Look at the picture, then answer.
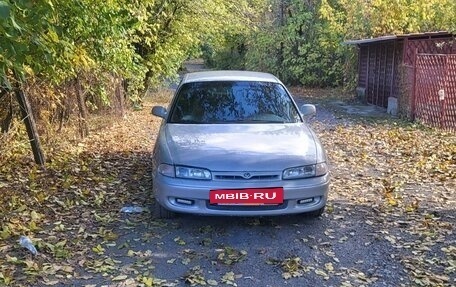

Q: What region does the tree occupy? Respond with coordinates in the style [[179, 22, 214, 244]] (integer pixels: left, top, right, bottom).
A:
[[0, 0, 270, 164], [206, 0, 456, 87], [0, 0, 57, 164]]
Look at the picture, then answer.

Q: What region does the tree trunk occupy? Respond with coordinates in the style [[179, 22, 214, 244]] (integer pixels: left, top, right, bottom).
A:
[[14, 82, 45, 165], [57, 95, 71, 133], [1, 89, 13, 133], [115, 77, 126, 117], [76, 76, 89, 138], [1, 94, 13, 133], [0, 88, 6, 100], [277, 0, 286, 80]]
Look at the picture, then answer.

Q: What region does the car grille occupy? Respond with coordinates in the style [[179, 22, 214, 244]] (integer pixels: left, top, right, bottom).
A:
[[206, 201, 288, 211], [214, 175, 279, 181]]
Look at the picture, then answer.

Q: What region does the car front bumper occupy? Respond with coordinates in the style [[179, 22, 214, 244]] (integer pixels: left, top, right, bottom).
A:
[[153, 173, 330, 216]]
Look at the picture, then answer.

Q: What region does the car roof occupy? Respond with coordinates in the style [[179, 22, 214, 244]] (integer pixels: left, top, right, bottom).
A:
[[181, 70, 282, 84]]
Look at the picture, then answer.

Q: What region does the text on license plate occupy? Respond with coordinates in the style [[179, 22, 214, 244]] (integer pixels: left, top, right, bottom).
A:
[[210, 188, 284, 205]]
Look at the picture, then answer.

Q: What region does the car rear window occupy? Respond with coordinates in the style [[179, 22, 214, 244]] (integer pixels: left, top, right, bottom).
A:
[[169, 81, 301, 124]]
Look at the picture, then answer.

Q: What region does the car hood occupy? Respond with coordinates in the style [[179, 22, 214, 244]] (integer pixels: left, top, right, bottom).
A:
[[164, 124, 317, 171]]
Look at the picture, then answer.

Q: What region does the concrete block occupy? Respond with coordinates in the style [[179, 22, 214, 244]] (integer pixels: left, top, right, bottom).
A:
[[387, 97, 398, 116]]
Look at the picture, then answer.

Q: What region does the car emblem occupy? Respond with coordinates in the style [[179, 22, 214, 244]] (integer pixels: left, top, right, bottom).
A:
[[243, 173, 252, 179]]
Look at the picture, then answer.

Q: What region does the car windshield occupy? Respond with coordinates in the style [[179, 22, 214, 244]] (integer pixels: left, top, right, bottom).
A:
[[169, 81, 301, 124]]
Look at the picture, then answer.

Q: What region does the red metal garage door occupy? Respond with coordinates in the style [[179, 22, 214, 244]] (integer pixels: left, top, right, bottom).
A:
[[414, 54, 456, 131]]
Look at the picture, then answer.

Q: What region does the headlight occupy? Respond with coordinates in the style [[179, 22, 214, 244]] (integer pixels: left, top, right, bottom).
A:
[[175, 166, 212, 180], [158, 164, 212, 180], [283, 162, 328, 179]]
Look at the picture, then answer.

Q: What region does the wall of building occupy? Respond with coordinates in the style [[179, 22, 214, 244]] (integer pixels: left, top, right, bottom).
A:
[[356, 35, 455, 118], [357, 42, 402, 108]]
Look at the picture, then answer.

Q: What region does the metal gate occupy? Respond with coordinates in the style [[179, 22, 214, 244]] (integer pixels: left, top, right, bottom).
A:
[[413, 54, 456, 131]]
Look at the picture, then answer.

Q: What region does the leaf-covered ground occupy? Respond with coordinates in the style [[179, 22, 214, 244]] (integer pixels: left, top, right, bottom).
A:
[[0, 88, 454, 287]]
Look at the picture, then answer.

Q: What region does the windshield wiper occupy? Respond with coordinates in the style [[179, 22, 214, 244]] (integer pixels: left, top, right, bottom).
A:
[[176, 119, 287, 124], [236, 119, 286, 123], [175, 119, 202, 124]]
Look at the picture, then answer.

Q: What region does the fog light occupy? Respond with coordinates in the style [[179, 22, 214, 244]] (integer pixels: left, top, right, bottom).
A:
[[298, 198, 314, 205], [176, 198, 194, 205]]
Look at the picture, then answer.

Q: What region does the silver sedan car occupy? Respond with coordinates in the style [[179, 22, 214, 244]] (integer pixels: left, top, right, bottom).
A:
[[151, 71, 329, 218]]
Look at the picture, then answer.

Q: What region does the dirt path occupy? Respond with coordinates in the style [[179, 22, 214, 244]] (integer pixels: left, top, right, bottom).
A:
[[1, 88, 454, 287], [73, 92, 455, 287]]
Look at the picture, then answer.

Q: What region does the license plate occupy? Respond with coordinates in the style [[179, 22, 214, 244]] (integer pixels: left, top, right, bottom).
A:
[[210, 187, 284, 205]]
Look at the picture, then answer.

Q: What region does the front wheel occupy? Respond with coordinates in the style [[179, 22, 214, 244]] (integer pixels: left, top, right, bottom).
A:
[[153, 200, 176, 219]]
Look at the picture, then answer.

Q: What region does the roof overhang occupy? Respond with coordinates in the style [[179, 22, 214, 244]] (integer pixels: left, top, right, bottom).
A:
[[344, 31, 452, 45]]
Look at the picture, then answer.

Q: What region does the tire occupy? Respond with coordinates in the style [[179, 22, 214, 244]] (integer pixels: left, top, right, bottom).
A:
[[305, 206, 325, 218], [153, 200, 176, 219]]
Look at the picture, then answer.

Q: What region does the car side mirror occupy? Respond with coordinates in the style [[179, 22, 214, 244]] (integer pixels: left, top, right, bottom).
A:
[[300, 104, 316, 118], [151, 106, 167, 119]]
